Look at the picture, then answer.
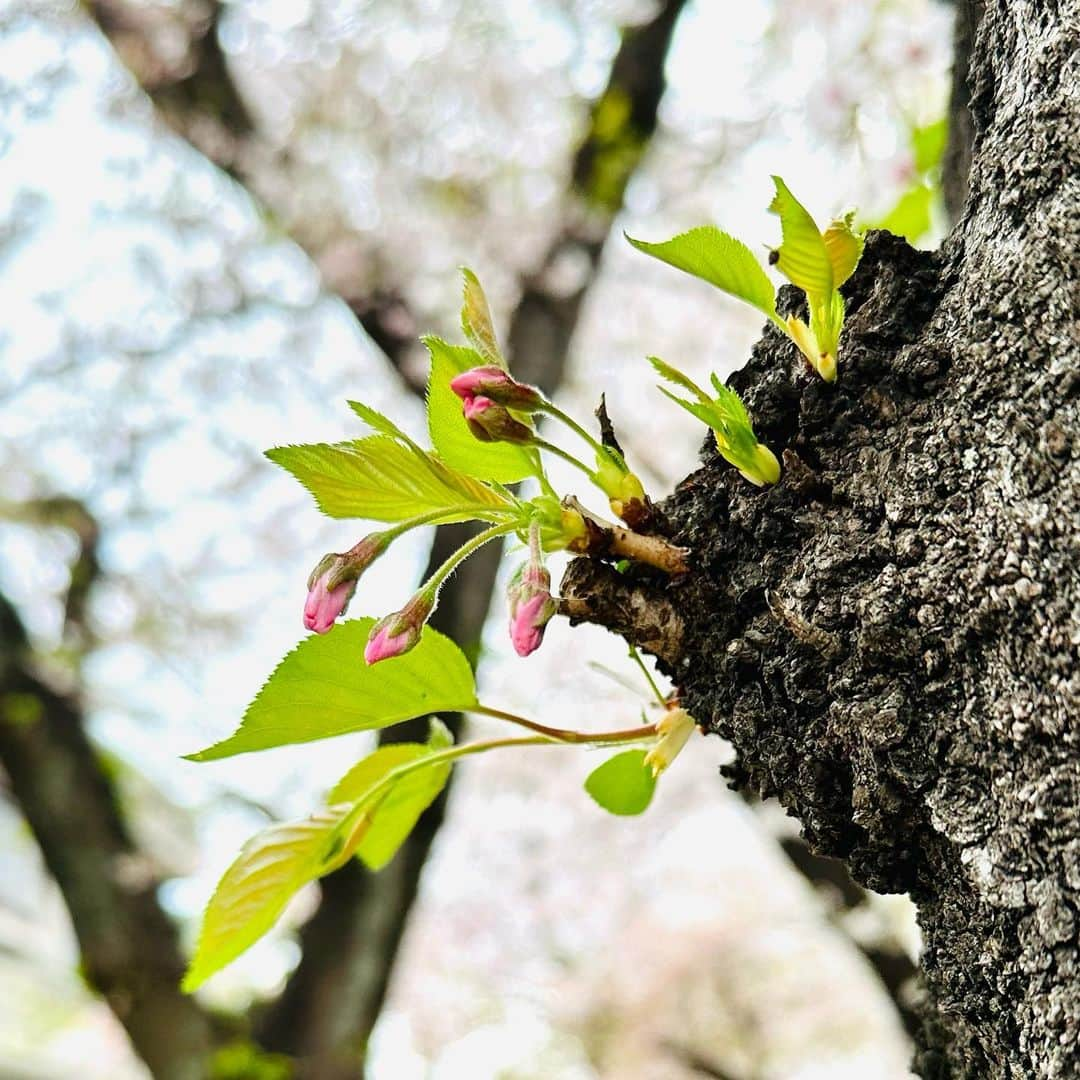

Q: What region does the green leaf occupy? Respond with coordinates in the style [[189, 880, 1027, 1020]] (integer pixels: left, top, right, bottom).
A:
[[877, 182, 934, 245], [656, 385, 716, 429], [821, 213, 863, 289], [653, 365, 777, 483], [460, 268, 505, 368], [346, 401, 423, 451], [188, 619, 478, 761], [182, 806, 354, 991], [768, 176, 833, 302], [626, 227, 778, 322], [648, 356, 710, 402], [584, 749, 656, 816], [266, 436, 510, 523], [329, 739, 452, 871], [424, 336, 537, 484], [911, 117, 947, 173]]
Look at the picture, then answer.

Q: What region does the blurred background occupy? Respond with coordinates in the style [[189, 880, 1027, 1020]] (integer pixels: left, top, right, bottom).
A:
[[0, 1, 953, 1077]]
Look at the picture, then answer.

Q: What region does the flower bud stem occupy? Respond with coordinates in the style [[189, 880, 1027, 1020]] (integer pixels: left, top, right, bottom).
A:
[[382, 503, 521, 546], [533, 437, 597, 482], [329, 726, 664, 855], [423, 520, 520, 598], [472, 704, 658, 744], [627, 644, 668, 708], [539, 401, 609, 460]]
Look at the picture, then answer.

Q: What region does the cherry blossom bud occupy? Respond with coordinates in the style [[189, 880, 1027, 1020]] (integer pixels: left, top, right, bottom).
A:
[[303, 533, 389, 634], [507, 563, 557, 657], [643, 706, 696, 778], [462, 396, 534, 444], [363, 592, 434, 664], [303, 573, 355, 635], [451, 366, 544, 411]]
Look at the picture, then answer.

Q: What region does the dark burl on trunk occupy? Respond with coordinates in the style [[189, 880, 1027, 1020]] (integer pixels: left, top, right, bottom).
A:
[[563, 2, 1079, 1076]]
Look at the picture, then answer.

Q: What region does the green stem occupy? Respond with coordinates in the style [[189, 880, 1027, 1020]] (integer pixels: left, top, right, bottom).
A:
[[533, 438, 597, 482], [422, 520, 519, 597], [381, 504, 520, 546], [540, 401, 609, 460], [329, 720, 661, 861], [529, 448, 559, 500], [528, 519, 543, 565], [627, 644, 668, 708], [472, 704, 658, 744], [330, 735, 553, 860]]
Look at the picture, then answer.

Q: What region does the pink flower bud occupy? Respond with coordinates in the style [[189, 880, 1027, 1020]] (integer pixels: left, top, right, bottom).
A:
[[451, 366, 543, 411], [507, 561, 556, 657], [302, 533, 389, 634], [509, 591, 556, 657], [363, 592, 433, 664], [304, 574, 355, 634], [462, 394, 494, 421], [462, 397, 534, 444], [363, 618, 420, 663]]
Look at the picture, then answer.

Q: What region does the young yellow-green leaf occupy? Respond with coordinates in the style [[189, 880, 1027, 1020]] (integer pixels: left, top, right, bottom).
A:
[[626, 227, 778, 323], [329, 740, 452, 871], [768, 176, 833, 302], [182, 806, 353, 991], [187, 619, 478, 761], [647, 355, 710, 402], [424, 336, 537, 484], [584, 748, 656, 816], [345, 401, 424, 451], [460, 268, 505, 369], [652, 359, 778, 484], [877, 182, 934, 245], [266, 436, 510, 523], [821, 213, 863, 289]]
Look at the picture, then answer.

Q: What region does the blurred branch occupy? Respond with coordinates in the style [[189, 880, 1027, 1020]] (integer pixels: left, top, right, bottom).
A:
[[5, 496, 101, 655], [86, 0, 252, 175], [0, 568, 213, 1080]]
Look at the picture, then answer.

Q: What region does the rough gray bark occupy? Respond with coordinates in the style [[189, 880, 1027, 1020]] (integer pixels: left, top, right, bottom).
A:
[[563, 2, 1079, 1076]]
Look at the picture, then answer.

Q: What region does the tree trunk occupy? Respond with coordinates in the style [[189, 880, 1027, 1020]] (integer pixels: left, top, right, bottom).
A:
[[562, 2, 1079, 1076]]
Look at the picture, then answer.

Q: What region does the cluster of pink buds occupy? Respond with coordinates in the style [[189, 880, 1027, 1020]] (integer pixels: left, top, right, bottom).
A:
[[451, 366, 543, 445], [303, 532, 390, 634]]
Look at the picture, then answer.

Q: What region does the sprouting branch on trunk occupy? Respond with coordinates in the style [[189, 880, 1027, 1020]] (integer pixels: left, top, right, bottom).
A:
[[560, 557, 685, 667], [559, 1, 1080, 1071]]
